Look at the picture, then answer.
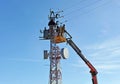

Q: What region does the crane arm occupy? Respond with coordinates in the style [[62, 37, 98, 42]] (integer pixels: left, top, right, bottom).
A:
[[65, 30, 98, 84]]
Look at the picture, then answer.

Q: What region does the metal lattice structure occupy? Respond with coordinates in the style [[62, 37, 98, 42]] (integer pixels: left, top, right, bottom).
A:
[[41, 10, 65, 84], [49, 44, 62, 84], [48, 11, 62, 84]]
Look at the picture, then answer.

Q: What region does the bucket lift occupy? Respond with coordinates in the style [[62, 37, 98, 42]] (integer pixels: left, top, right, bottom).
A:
[[64, 30, 98, 84], [42, 25, 66, 43], [54, 25, 66, 43]]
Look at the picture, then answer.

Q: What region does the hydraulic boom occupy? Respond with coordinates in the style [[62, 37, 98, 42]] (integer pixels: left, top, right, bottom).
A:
[[65, 30, 98, 84]]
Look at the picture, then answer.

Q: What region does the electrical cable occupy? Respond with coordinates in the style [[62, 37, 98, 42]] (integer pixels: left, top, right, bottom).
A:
[[63, 0, 87, 12], [58, 0, 102, 23], [63, 0, 112, 22], [64, 0, 103, 18]]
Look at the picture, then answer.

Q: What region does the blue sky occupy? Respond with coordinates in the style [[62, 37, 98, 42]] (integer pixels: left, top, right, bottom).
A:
[[0, 0, 120, 84]]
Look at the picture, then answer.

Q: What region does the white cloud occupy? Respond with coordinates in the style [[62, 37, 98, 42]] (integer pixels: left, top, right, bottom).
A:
[[72, 36, 120, 74], [86, 36, 120, 58], [96, 64, 120, 70]]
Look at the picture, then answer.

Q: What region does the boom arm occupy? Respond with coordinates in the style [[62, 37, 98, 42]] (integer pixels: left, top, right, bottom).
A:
[[65, 30, 98, 84]]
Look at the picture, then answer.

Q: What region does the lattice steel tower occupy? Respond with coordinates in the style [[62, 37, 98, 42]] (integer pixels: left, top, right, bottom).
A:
[[40, 10, 68, 84]]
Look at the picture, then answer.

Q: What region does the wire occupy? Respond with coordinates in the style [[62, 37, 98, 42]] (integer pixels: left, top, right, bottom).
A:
[[56, 0, 87, 22], [64, 0, 103, 18], [58, 0, 102, 22], [64, 0, 112, 21], [63, 0, 87, 12]]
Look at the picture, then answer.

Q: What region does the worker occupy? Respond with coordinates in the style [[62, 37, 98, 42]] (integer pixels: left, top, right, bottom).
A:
[[48, 19, 56, 26], [60, 24, 65, 36]]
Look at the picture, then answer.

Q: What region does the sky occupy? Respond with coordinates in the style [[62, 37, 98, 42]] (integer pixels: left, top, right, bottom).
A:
[[0, 0, 120, 84]]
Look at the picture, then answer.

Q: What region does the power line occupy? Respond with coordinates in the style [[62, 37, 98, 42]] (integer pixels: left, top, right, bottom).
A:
[[63, 0, 87, 12], [64, 0, 103, 18], [64, 0, 112, 21]]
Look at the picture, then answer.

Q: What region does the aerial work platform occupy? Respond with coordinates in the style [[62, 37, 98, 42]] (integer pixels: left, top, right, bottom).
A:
[[54, 35, 66, 43]]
